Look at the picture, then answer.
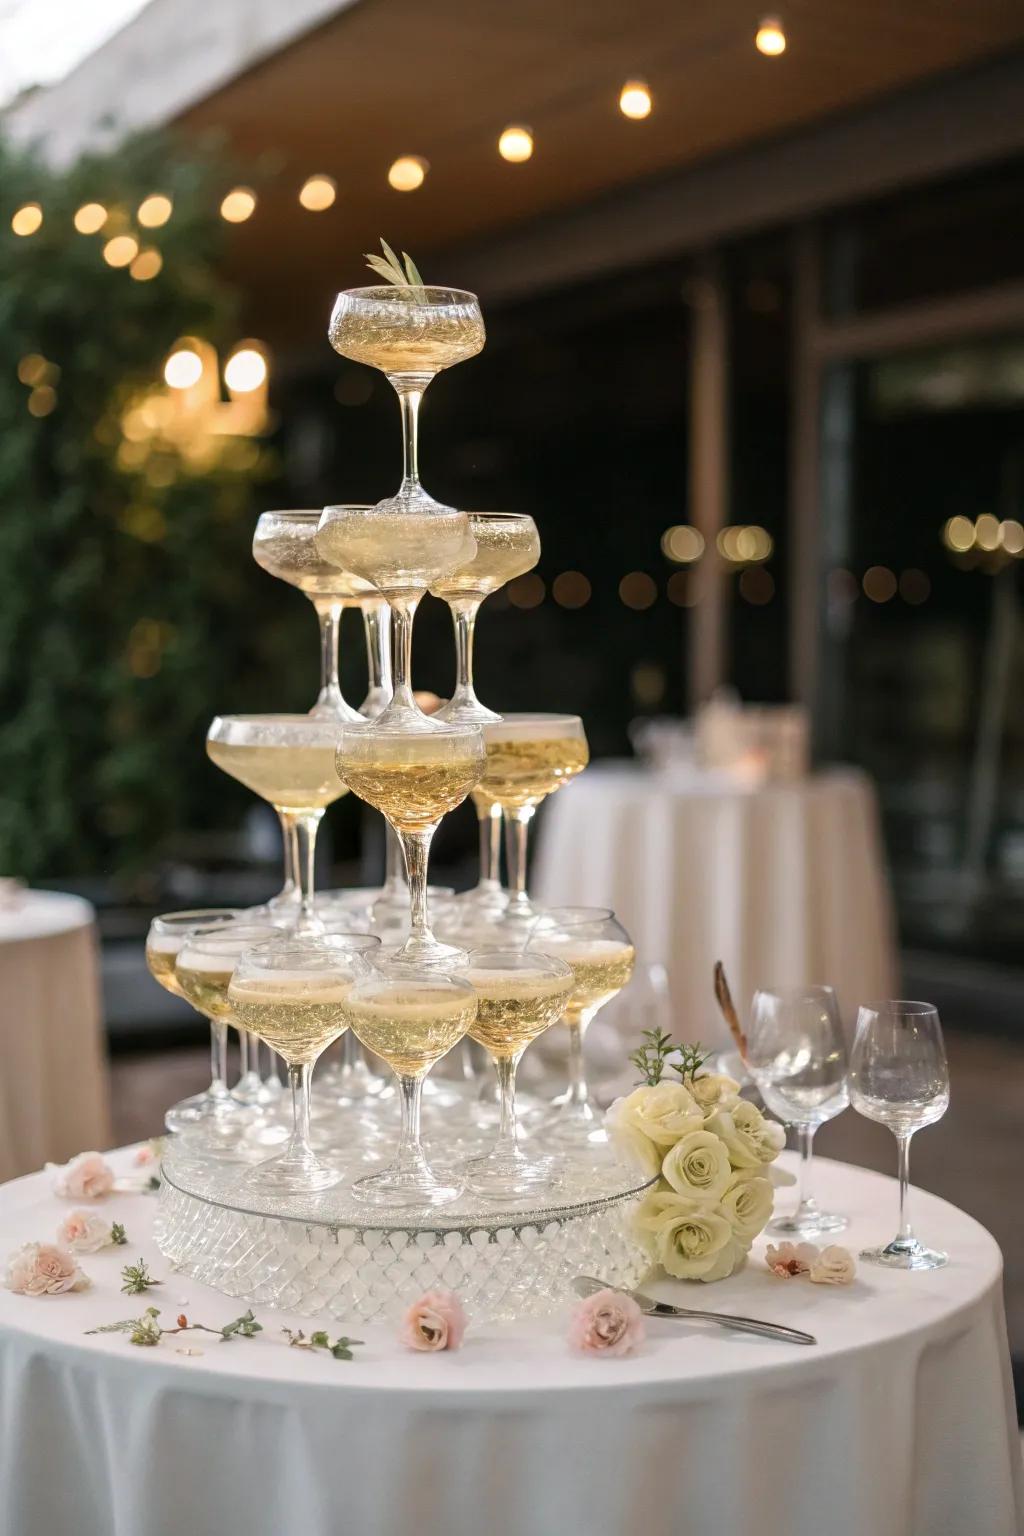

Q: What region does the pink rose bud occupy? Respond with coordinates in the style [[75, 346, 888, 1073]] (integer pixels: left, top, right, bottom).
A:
[[568, 1288, 646, 1357], [400, 1290, 467, 1352]]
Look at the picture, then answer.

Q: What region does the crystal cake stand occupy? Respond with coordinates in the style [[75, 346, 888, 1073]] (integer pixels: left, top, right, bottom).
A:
[[155, 1128, 653, 1325]]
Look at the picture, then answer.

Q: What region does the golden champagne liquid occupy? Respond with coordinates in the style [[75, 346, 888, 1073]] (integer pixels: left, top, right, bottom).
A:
[[176, 963, 235, 1020], [342, 985, 476, 1077], [332, 310, 485, 374], [478, 735, 589, 810], [228, 975, 352, 1064], [338, 738, 483, 830], [429, 517, 539, 599], [467, 968, 574, 1058], [145, 940, 184, 999], [207, 740, 348, 811], [317, 509, 474, 594], [539, 940, 636, 1017], [253, 522, 374, 600]]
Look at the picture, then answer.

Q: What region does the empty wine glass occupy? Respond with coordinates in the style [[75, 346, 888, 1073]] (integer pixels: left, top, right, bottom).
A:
[[850, 1000, 950, 1270], [748, 986, 850, 1235], [229, 934, 376, 1192], [341, 963, 478, 1208], [461, 948, 574, 1198]]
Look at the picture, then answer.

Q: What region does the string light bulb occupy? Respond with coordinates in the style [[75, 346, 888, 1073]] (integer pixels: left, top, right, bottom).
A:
[[130, 248, 163, 282], [74, 202, 107, 235], [220, 187, 256, 223], [224, 347, 267, 394], [138, 194, 172, 228], [387, 156, 428, 192], [298, 175, 336, 211], [11, 203, 43, 236], [755, 17, 787, 55], [164, 349, 204, 390], [498, 125, 534, 163], [619, 80, 652, 119], [103, 234, 139, 268]]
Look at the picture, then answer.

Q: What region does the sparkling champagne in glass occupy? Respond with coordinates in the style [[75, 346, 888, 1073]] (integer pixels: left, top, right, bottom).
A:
[[146, 909, 242, 1133]]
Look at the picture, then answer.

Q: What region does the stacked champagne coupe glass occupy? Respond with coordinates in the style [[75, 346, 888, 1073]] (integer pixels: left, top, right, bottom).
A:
[[156, 243, 635, 1208]]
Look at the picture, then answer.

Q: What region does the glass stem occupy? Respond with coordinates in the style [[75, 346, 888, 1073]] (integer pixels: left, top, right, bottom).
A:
[[287, 1062, 314, 1162], [209, 1021, 229, 1099], [384, 822, 406, 897], [397, 823, 437, 944], [504, 804, 536, 914], [292, 809, 325, 932], [313, 599, 344, 710], [395, 1073, 429, 1175], [275, 809, 299, 903], [478, 802, 503, 892], [388, 593, 421, 715], [390, 374, 431, 497], [237, 1029, 250, 1081], [796, 1124, 818, 1214], [493, 1051, 523, 1158], [359, 598, 392, 717], [896, 1131, 914, 1242], [565, 1012, 592, 1106], [449, 597, 481, 710]]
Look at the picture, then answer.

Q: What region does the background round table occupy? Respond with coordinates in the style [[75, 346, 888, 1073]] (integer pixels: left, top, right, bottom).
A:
[[533, 764, 899, 1041], [0, 1148, 1019, 1536], [0, 891, 111, 1182]]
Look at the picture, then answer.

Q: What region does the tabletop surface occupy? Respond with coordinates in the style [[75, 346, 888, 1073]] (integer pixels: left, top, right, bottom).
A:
[[0, 890, 95, 945], [0, 1147, 1003, 1401]]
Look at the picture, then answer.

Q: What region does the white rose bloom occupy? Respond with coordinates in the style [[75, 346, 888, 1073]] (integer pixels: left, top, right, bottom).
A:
[[606, 1083, 704, 1177], [605, 1099, 662, 1178], [661, 1130, 732, 1203], [706, 1100, 786, 1168], [689, 1072, 741, 1115], [696, 1234, 750, 1283], [634, 1190, 734, 1280], [809, 1245, 856, 1285], [719, 1169, 774, 1240]]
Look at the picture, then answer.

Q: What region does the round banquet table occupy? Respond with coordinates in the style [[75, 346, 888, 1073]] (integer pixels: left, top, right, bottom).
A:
[[0, 1149, 1019, 1536], [533, 763, 899, 1041], [0, 891, 111, 1182]]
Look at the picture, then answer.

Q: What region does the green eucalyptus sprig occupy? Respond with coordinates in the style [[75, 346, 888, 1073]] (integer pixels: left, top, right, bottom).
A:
[[86, 1306, 263, 1348], [120, 1258, 161, 1295], [629, 1029, 712, 1086], [110, 1222, 128, 1246], [365, 237, 424, 292], [282, 1326, 363, 1361]]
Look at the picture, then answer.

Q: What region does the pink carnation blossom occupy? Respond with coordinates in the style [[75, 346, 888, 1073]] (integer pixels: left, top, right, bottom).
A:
[[4, 1242, 91, 1296], [57, 1210, 113, 1254], [765, 1240, 819, 1278], [400, 1290, 467, 1352], [568, 1288, 646, 1358], [46, 1152, 115, 1201]]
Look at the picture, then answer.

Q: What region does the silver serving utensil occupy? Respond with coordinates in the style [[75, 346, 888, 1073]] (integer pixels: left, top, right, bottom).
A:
[[572, 1275, 816, 1345]]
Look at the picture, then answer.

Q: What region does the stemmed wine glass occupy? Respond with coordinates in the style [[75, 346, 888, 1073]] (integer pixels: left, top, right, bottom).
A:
[[145, 908, 242, 1132], [228, 933, 378, 1192], [472, 714, 588, 926], [252, 508, 374, 724], [461, 948, 573, 1198], [336, 721, 485, 968], [341, 962, 477, 1208], [850, 1000, 950, 1269], [173, 922, 280, 1157], [747, 985, 850, 1235], [207, 714, 352, 934], [527, 906, 636, 1146], [429, 512, 540, 725], [328, 280, 484, 519]]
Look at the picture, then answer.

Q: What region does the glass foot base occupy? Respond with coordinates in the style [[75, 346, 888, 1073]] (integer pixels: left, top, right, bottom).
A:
[[462, 1152, 558, 1202], [352, 1164, 464, 1210], [385, 937, 469, 972], [860, 1238, 948, 1271], [769, 1209, 848, 1237], [165, 1092, 215, 1134], [245, 1157, 342, 1195]]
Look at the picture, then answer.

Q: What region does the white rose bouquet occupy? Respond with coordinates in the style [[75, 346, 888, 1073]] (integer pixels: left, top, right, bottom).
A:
[[608, 1031, 784, 1283]]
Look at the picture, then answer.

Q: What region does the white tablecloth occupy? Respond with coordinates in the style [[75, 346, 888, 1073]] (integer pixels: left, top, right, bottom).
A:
[[0, 892, 111, 1181], [0, 1149, 1019, 1536], [534, 764, 898, 1043]]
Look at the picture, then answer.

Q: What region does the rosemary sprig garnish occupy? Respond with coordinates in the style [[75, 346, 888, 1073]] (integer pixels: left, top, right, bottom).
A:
[[120, 1258, 161, 1295], [628, 1028, 712, 1086], [365, 237, 424, 291], [282, 1326, 363, 1361]]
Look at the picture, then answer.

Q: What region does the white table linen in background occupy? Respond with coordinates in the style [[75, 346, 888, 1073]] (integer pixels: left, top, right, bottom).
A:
[[0, 1149, 1019, 1536], [0, 892, 111, 1181], [533, 764, 899, 1042]]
